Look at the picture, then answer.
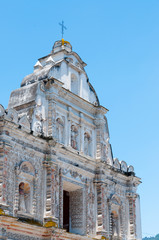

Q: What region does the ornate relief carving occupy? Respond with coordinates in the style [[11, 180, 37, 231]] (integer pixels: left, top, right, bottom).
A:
[[33, 121, 42, 134], [62, 168, 87, 183]]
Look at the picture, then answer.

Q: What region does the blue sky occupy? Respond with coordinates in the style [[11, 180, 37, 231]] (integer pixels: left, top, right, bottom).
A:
[[0, 0, 159, 237]]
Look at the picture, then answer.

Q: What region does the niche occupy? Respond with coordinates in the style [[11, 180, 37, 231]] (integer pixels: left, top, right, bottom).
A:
[[19, 182, 31, 213]]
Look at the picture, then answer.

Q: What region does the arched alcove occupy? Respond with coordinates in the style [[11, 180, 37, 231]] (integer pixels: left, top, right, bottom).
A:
[[109, 195, 122, 240], [19, 182, 31, 213], [84, 132, 92, 157], [14, 161, 35, 216], [56, 117, 64, 144], [111, 210, 119, 238], [71, 124, 79, 150]]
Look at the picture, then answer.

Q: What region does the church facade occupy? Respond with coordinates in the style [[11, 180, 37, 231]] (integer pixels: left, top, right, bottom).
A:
[[0, 39, 142, 240]]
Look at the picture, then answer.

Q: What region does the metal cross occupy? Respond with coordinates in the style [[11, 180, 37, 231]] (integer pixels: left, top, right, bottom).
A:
[[59, 20, 67, 39]]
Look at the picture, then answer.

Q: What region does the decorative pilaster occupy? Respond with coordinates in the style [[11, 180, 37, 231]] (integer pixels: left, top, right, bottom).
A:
[[80, 113, 84, 153], [101, 184, 109, 238], [45, 164, 52, 216], [96, 182, 107, 238], [48, 100, 56, 137], [43, 159, 58, 227], [127, 193, 137, 239], [14, 166, 20, 214], [86, 180, 96, 236], [108, 201, 112, 238], [94, 118, 106, 162], [32, 173, 37, 215], [119, 205, 124, 239], [0, 138, 5, 205], [59, 168, 63, 228], [0, 139, 4, 202], [67, 107, 72, 147]]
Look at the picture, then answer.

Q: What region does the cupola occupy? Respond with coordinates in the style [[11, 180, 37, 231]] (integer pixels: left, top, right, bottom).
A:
[[52, 39, 72, 53]]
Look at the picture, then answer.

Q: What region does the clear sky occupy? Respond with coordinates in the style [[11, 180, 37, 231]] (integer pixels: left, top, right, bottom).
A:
[[0, 0, 159, 237]]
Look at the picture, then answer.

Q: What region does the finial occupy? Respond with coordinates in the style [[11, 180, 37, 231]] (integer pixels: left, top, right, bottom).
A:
[[59, 20, 67, 39]]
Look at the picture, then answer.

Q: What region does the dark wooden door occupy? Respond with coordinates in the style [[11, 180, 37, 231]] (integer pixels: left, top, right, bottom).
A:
[[63, 190, 69, 232]]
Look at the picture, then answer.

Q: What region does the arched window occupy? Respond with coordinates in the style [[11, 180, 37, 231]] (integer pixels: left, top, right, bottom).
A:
[[71, 74, 78, 95], [56, 117, 64, 144], [84, 132, 92, 156], [71, 125, 79, 150], [19, 182, 31, 213]]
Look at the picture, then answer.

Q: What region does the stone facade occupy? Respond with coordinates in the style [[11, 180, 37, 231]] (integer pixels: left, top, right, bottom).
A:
[[0, 39, 142, 240]]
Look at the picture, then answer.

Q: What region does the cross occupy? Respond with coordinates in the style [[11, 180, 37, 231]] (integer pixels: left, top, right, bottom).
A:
[[59, 20, 67, 39]]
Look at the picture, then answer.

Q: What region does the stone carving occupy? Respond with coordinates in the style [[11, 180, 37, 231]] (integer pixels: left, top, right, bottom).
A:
[[0, 104, 5, 117], [33, 121, 42, 134], [56, 117, 64, 144], [84, 132, 92, 156], [62, 168, 87, 183], [71, 124, 78, 150], [35, 110, 43, 121]]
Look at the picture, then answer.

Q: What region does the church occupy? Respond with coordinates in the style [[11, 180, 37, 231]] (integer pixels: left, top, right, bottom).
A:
[[0, 38, 142, 240]]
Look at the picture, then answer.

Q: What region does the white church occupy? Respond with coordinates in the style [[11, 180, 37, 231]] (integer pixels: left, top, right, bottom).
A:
[[0, 38, 142, 240]]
